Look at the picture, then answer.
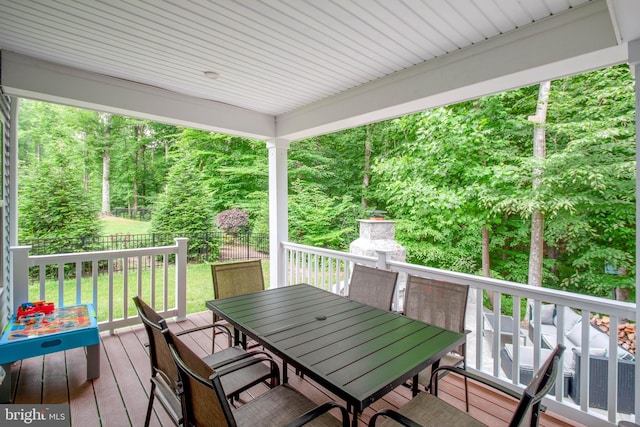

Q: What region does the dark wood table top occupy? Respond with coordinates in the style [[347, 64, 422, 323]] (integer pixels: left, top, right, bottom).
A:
[[206, 283, 465, 416]]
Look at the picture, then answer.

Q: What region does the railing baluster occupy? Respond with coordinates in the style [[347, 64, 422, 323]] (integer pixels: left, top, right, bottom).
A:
[[150, 256, 156, 308], [92, 260, 98, 310], [608, 315, 619, 422], [492, 294, 502, 377], [163, 253, 169, 312], [108, 258, 114, 325], [58, 263, 64, 307], [39, 266, 46, 300], [512, 296, 521, 385], [75, 261, 82, 304], [123, 256, 129, 319], [137, 255, 143, 296]]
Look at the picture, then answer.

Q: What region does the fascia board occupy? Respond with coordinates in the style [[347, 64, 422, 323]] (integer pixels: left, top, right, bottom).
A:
[[1, 50, 275, 140], [276, 0, 622, 141]]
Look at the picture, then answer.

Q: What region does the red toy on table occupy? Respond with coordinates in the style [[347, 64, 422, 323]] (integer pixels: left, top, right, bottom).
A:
[[16, 300, 55, 320]]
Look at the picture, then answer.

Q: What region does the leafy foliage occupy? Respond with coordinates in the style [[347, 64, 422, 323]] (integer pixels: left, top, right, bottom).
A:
[[371, 65, 635, 298], [288, 180, 363, 248], [151, 152, 213, 235], [19, 142, 102, 252], [16, 64, 635, 300]]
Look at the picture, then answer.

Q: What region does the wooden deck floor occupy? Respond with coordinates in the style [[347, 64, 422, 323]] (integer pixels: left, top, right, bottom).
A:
[[7, 311, 582, 427]]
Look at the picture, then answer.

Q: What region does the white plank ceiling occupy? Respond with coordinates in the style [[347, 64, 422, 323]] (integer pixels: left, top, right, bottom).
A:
[[0, 0, 637, 139]]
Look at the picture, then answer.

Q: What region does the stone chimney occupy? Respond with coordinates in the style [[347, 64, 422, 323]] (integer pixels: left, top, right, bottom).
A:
[[349, 219, 406, 261], [349, 218, 406, 310]]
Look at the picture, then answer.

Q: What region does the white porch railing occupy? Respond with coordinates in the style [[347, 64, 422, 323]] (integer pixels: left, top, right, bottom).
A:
[[282, 241, 636, 427], [9, 237, 188, 333]]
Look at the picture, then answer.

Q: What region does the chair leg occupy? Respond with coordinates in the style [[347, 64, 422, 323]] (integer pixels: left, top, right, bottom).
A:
[[464, 376, 469, 412], [144, 382, 156, 427]]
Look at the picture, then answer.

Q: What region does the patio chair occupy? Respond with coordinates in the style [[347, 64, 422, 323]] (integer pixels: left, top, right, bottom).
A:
[[211, 259, 266, 349], [347, 264, 399, 311], [184, 260, 265, 350], [133, 296, 279, 427], [402, 275, 469, 408], [368, 344, 566, 427], [161, 319, 350, 427]]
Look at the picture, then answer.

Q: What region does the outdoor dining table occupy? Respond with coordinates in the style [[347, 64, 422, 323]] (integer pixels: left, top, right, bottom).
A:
[[206, 283, 466, 427]]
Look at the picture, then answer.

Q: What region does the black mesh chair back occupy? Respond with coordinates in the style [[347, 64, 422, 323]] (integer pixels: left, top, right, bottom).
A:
[[510, 344, 566, 427], [162, 320, 233, 427], [403, 275, 468, 355], [133, 296, 182, 426], [212, 259, 265, 299], [348, 264, 398, 311]]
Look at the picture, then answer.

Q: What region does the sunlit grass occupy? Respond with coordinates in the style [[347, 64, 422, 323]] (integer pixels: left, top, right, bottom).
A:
[[100, 215, 151, 235], [28, 260, 271, 323]]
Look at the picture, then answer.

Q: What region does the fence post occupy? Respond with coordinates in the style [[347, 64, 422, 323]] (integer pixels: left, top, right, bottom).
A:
[[10, 246, 32, 315], [175, 238, 188, 320]]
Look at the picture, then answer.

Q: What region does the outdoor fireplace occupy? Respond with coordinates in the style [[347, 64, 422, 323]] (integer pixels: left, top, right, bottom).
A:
[[350, 219, 406, 310]]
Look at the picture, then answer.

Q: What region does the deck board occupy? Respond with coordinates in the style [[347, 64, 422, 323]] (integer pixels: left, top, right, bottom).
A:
[[43, 349, 68, 404], [6, 312, 582, 427]]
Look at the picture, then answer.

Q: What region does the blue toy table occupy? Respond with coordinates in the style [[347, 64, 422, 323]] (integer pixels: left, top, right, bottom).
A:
[[0, 303, 100, 403]]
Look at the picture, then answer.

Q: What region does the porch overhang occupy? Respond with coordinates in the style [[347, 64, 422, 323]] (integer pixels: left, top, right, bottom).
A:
[[0, 0, 632, 142]]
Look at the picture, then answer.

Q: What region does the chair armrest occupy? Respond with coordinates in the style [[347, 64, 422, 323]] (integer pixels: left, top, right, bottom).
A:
[[368, 408, 423, 427], [431, 366, 522, 401], [176, 323, 232, 347], [284, 401, 350, 427], [176, 323, 231, 337], [215, 354, 280, 385], [209, 349, 273, 369]]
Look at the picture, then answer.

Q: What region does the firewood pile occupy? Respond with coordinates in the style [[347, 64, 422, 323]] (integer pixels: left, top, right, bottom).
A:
[[591, 315, 636, 355]]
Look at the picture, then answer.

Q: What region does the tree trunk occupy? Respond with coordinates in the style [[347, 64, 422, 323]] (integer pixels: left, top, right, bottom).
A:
[[100, 113, 112, 215], [528, 81, 551, 289], [133, 123, 144, 213], [101, 149, 111, 215], [133, 150, 138, 213], [482, 225, 495, 309]]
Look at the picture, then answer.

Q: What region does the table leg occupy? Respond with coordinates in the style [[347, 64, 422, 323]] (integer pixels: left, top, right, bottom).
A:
[[86, 344, 100, 380], [233, 329, 241, 347], [351, 408, 359, 427], [0, 363, 11, 403], [282, 361, 288, 384], [412, 374, 419, 397]]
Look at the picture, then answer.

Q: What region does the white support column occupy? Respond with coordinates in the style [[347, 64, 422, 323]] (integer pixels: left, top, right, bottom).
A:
[[10, 246, 30, 313], [629, 38, 640, 423], [267, 138, 290, 289]]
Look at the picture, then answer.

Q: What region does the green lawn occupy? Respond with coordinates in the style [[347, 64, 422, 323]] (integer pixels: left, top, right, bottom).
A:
[[29, 260, 271, 322], [27, 215, 270, 322], [100, 215, 151, 235]]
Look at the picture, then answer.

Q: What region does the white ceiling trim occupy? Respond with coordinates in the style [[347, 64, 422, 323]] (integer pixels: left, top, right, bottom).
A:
[[0, 51, 275, 140], [276, 0, 623, 140]]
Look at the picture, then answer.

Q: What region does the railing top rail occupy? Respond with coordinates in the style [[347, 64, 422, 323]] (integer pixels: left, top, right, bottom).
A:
[[283, 241, 377, 264], [283, 242, 636, 320], [12, 243, 180, 266], [389, 260, 635, 320]]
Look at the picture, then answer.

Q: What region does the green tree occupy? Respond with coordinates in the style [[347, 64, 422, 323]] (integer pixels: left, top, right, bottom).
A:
[[288, 180, 362, 248], [19, 142, 102, 251], [151, 151, 213, 235], [176, 128, 268, 226]]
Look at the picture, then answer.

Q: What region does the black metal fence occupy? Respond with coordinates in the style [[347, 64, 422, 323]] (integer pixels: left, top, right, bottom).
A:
[[20, 230, 269, 263]]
